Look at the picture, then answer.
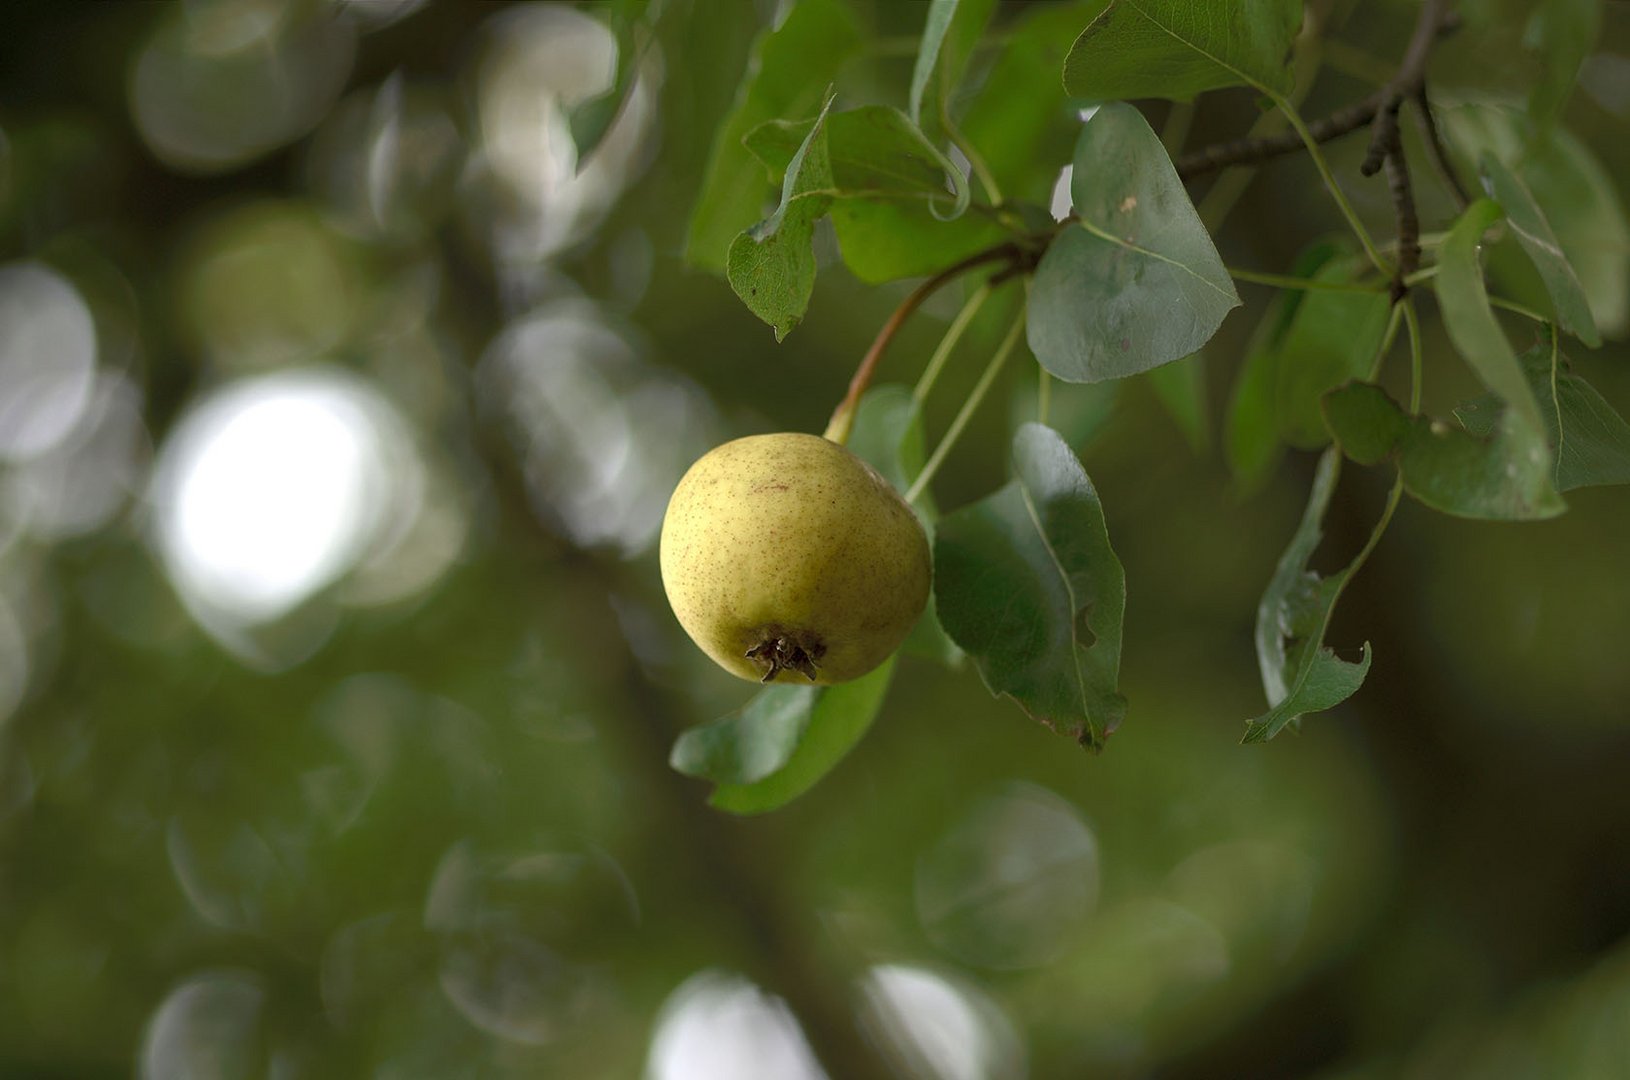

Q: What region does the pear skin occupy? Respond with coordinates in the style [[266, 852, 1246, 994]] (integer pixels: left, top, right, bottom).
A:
[[660, 433, 930, 684]]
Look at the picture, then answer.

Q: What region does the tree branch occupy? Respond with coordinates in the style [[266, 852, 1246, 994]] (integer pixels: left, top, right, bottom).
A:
[[860, 6, 1468, 313], [1359, 0, 1459, 299], [1361, 0, 1456, 176], [1413, 82, 1472, 210], [1175, 92, 1384, 180], [1174, 7, 1461, 184], [1383, 144, 1420, 302]]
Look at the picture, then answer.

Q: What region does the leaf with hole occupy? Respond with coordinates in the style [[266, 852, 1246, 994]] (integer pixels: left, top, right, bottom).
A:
[[1244, 449, 1372, 744], [934, 422, 1126, 749], [1027, 102, 1238, 383], [1062, 0, 1302, 102]]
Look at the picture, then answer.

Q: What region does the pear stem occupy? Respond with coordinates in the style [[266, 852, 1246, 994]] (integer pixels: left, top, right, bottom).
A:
[[905, 307, 1027, 505], [912, 283, 992, 407], [823, 244, 1021, 444]]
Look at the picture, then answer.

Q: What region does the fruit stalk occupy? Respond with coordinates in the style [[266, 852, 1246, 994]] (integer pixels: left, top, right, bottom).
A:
[[823, 243, 1020, 445], [905, 307, 1027, 505]]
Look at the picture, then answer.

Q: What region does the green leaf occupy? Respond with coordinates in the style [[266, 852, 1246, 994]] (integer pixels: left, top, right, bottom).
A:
[[1477, 152, 1600, 347], [567, 0, 657, 168], [1520, 129, 1629, 339], [671, 684, 823, 786], [684, 0, 861, 271], [1224, 240, 1347, 491], [1146, 352, 1209, 451], [1320, 380, 1408, 466], [725, 96, 835, 340], [705, 658, 896, 815], [1226, 331, 1286, 490], [1456, 343, 1630, 492], [828, 201, 1009, 283], [934, 423, 1127, 749], [846, 385, 925, 497], [1437, 198, 1547, 432], [743, 105, 966, 213], [1062, 0, 1302, 102], [1028, 103, 1239, 383], [962, 1, 1108, 206], [909, 0, 997, 131], [1443, 104, 1630, 338], [1269, 260, 1390, 449], [742, 105, 992, 282], [1525, 0, 1602, 130], [1324, 382, 1565, 520], [1538, 376, 1630, 493], [847, 386, 961, 666], [1244, 449, 1372, 744]]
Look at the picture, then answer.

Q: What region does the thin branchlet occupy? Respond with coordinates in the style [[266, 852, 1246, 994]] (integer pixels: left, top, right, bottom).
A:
[[1171, 0, 1459, 304], [1176, 91, 1386, 180], [1413, 83, 1472, 210], [1384, 145, 1420, 302], [1342, 0, 1459, 299], [837, 0, 1462, 406]]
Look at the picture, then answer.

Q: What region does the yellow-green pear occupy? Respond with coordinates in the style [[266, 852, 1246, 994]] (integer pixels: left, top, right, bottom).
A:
[[660, 433, 930, 685]]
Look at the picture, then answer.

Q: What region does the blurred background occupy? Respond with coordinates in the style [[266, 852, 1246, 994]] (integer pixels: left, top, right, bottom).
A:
[[2, 0, 1629, 1076]]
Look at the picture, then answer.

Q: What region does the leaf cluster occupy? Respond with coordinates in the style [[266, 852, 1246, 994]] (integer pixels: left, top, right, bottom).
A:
[[674, 0, 1630, 810]]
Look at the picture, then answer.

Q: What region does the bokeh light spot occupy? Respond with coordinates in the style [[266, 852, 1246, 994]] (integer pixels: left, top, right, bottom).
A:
[[645, 971, 826, 1080], [915, 783, 1101, 970], [480, 300, 716, 555], [7, 372, 149, 540], [424, 838, 637, 1046], [860, 965, 1026, 1080], [474, 4, 658, 260], [178, 203, 359, 370], [149, 368, 430, 664], [0, 260, 98, 462], [130, 0, 356, 173], [139, 971, 266, 1080]]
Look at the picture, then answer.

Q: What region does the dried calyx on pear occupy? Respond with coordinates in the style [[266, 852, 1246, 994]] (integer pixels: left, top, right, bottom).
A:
[[659, 432, 930, 685]]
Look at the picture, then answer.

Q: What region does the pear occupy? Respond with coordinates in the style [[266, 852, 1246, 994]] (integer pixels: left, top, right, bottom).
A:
[[660, 433, 930, 684]]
